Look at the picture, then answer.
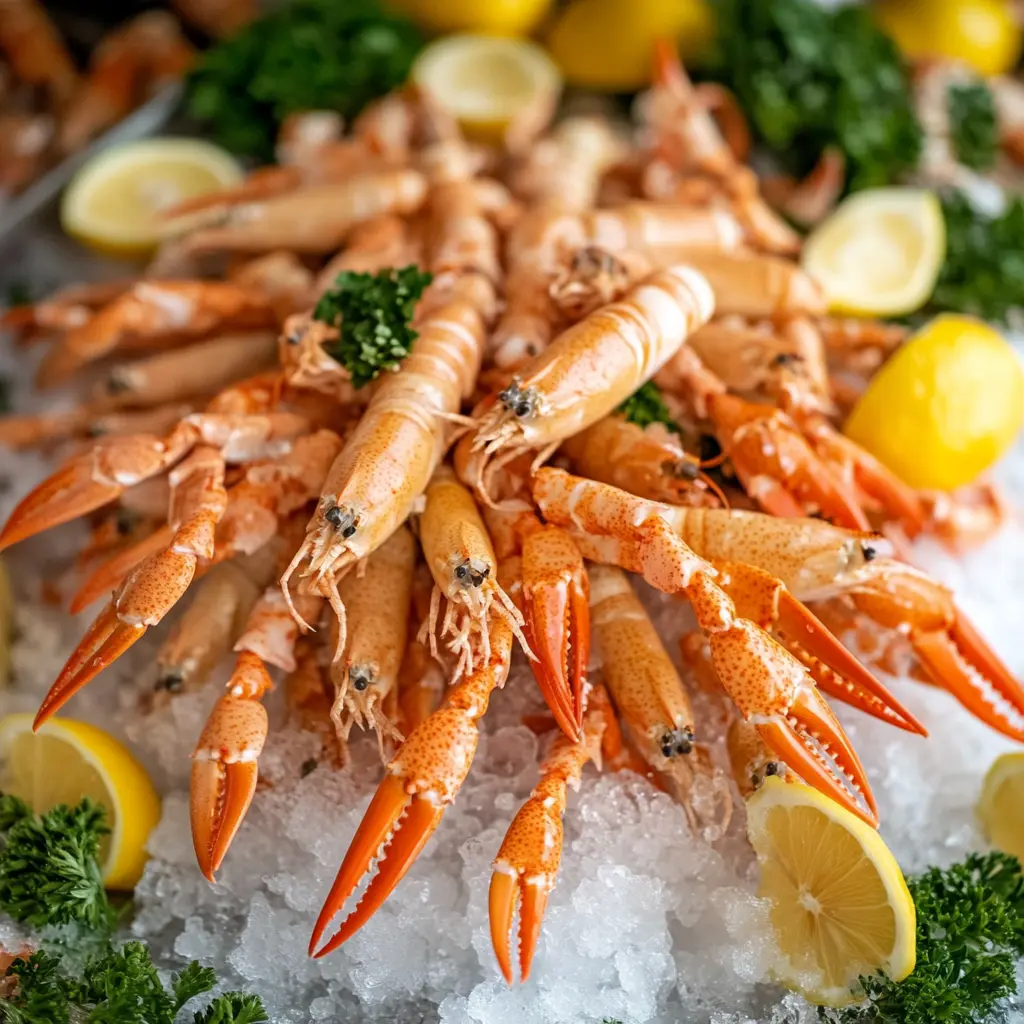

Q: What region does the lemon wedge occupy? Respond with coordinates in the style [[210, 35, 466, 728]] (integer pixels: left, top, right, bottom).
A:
[[978, 752, 1024, 861], [393, 0, 552, 35], [411, 34, 562, 146], [801, 188, 945, 317], [0, 713, 161, 890], [61, 138, 244, 257], [844, 314, 1024, 491], [747, 777, 916, 1007]]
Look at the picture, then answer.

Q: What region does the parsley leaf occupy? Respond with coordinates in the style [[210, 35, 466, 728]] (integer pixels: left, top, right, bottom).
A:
[[710, 0, 922, 193], [173, 962, 218, 1012], [832, 852, 1024, 1024], [0, 951, 69, 1024], [921, 192, 1024, 326], [186, 0, 423, 160], [948, 81, 999, 172], [314, 265, 433, 389], [193, 992, 270, 1024], [617, 382, 681, 434], [0, 796, 114, 933]]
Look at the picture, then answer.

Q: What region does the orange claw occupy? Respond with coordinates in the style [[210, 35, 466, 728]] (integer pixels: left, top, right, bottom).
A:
[[190, 651, 272, 881], [852, 565, 1024, 742], [711, 559, 926, 736], [34, 602, 145, 727], [757, 683, 878, 827], [521, 525, 590, 740], [311, 608, 515, 958], [70, 523, 174, 612], [0, 456, 124, 551], [489, 689, 609, 983]]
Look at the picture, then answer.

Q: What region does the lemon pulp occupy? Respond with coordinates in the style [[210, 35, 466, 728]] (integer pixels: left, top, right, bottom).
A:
[[0, 714, 161, 890], [978, 752, 1024, 861], [801, 187, 945, 317], [747, 778, 916, 1007]]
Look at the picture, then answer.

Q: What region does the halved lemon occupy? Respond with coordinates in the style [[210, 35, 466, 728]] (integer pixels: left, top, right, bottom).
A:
[[801, 187, 945, 317], [0, 713, 161, 890], [61, 137, 244, 257], [746, 777, 917, 1007], [411, 34, 562, 146], [978, 752, 1024, 861]]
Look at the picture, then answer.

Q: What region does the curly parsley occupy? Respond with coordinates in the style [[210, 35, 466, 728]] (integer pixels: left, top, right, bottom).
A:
[[617, 382, 681, 434], [314, 265, 433, 389], [920, 193, 1024, 326], [0, 795, 114, 933], [709, 0, 922, 192], [948, 81, 999, 172], [186, 0, 423, 160], [0, 944, 265, 1024], [830, 852, 1024, 1024]]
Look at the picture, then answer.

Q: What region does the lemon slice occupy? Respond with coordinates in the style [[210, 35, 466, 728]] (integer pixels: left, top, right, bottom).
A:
[[746, 777, 916, 1007], [0, 713, 161, 890], [978, 752, 1024, 861], [411, 34, 562, 145], [844, 314, 1024, 490], [801, 188, 945, 317], [61, 138, 244, 257]]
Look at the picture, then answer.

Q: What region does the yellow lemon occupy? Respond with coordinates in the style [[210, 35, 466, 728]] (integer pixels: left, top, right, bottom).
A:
[[391, 0, 551, 36], [61, 137, 244, 258], [875, 0, 1021, 77], [801, 188, 945, 318], [547, 0, 714, 92], [412, 34, 561, 145], [0, 714, 161, 890], [747, 777, 917, 1007], [978, 752, 1024, 861], [844, 315, 1024, 491]]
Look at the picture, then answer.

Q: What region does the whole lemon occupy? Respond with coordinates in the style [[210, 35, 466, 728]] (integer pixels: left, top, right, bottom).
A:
[[874, 0, 1022, 78], [547, 0, 714, 92], [844, 315, 1024, 491], [390, 0, 552, 36]]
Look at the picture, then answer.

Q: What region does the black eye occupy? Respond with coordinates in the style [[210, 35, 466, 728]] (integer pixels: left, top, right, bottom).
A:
[[325, 505, 344, 527], [342, 524, 357, 539], [455, 564, 468, 579], [765, 762, 780, 777], [862, 544, 877, 562], [514, 401, 531, 417], [155, 671, 183, 693]]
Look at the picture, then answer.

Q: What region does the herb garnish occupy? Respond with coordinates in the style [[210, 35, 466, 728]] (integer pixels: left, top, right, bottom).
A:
[[710, 0, 922, 192], [948, 82, 999, 172], [0, 944, 267, 1024], [186, 0, 422, 160], [919, 193, 1024, 327], [0, 795, 113, 933], [617, 382, 681, 434], [314, 265, 433, 389], [829, 851, 1024, 1024]]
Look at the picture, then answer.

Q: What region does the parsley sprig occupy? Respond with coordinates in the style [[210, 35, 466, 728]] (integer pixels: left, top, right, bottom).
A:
[[186, 0, 422, 160], [948, 82, 999, 173], [617, 382, 681, 434], [709, 0, 922, 193], [314, 265, 433, 389], [920, 193, 1024, 327], [830, 851, 1024, 1024], [1, 945, 266, 1024], [0, 795, 114, 933]]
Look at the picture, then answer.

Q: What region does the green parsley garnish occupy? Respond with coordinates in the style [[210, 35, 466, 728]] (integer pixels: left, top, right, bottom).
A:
[[0, 795, 114, 933], [0, 944, 266, 1024], [919, 193, 1024, 326], [313, 265, 433, 389], [617, 382, 681, 434], [947, 81, 999, 173], [710, 0, 922, 193], [832, 851, 1024, 1024], [186, 0, 423, 160]]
